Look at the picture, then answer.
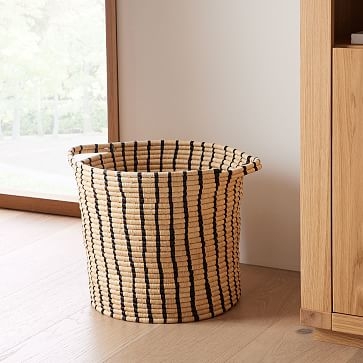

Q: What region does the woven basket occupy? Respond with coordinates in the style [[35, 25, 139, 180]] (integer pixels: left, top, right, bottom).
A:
[[68, 140, 261, 323]]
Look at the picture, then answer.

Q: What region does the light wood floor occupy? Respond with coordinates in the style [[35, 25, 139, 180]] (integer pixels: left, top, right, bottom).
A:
[[0, 209, 362, 363]]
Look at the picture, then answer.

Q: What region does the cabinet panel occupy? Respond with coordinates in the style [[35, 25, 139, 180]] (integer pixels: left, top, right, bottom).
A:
[[333, 48, 363, 317], [301, 0, 332, 315], [332, 313, 363, 336]]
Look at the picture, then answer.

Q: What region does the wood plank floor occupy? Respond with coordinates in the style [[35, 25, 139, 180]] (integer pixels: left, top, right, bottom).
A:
[[0, 209, 362, 362]]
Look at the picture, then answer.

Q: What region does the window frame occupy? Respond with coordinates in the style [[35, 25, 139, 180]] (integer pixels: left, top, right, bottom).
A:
[[0, 0, 119, 217]]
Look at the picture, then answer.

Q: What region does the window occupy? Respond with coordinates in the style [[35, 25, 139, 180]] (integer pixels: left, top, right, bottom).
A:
[[0, 0, 119, 216]]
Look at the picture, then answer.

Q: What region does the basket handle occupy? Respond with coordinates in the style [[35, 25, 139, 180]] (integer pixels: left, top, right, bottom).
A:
[[68, 143, 116, 168], [237, 155, 262, 176]]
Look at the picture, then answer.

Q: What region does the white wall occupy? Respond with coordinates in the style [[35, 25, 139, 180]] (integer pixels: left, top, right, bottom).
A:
[[117, 0, 300, 271]]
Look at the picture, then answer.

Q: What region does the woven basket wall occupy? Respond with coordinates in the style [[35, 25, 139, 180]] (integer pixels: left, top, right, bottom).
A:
[[68, 140, 261, 323]]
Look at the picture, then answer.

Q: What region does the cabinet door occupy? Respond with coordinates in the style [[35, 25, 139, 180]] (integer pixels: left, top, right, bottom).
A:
[[333, 48, 363, 317]]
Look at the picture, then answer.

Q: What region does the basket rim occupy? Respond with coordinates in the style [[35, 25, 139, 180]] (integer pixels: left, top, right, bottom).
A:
[[68, 139, 262, 177]]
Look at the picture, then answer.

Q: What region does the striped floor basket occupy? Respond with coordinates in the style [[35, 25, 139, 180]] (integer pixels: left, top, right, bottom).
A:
[[68, 140, 261, 323]]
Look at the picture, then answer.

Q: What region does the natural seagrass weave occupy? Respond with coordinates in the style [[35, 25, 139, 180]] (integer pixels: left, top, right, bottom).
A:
[[68, 140, 261, 323]]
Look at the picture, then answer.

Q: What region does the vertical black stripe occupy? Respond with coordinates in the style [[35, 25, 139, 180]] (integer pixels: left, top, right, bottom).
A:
[[199, 142, 205, 169], [223, 170, 233, 306], [79, 145, 83, 154], [91, 168, 113, 316], [235, 177, 243, 297], [188, 141, 194, 170], [79, 164, 97, 308], [197, 169, 214, 317], [237, 152, 244, 169], [168, 172, 182, 322], [121, 142, 128, 172], [147, 140, 151, 172], [133, 141, 138, 172], [160, 140, 165, 172], [172, 140, 179, 171], [100, 154, 105, 169], [229, 149, 237, 170], [104, 170, 126, 320], [209, 143, 215, 169], [84, 165, 102, 311], [182, 171, 199, 321], [213, 169, 225, 312], [76, 163, 85, 223], [137, 172, 153, 322], [117, 172, 139, 321], [95, 144, 99, 153], [221, 145, 229, 170], [231, 176, 239, 299], [110, 143, 117, 171], [154, 172, 167, 322]]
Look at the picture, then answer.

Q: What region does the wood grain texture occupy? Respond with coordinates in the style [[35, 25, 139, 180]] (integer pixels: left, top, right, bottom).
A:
[[0, 194, 80, 217], [333, 48, 363, 317], [105, 0, 120, 142], [315, 329, 363, 349], [300, 0, 332, 313], [300, 309, 332, 330], [1, 209, 362, 361], [332, 314, 363, 337], [0, 212, 72, 256], [335, 43, 363, 49]]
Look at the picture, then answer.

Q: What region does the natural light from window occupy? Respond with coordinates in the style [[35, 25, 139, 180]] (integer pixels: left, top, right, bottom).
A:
[[0, 0, 107, 200]]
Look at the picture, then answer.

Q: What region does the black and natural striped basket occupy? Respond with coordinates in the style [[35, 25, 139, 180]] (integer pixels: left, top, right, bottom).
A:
[[68, 140, 261, 323]]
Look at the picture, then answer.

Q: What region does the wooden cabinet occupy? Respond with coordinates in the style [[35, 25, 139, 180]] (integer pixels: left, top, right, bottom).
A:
[[333, 48, 363, 318], [301, 0, 363, 345]]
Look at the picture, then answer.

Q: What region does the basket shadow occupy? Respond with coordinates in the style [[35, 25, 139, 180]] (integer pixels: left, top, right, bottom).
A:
[[212, 265, 301, 324]]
